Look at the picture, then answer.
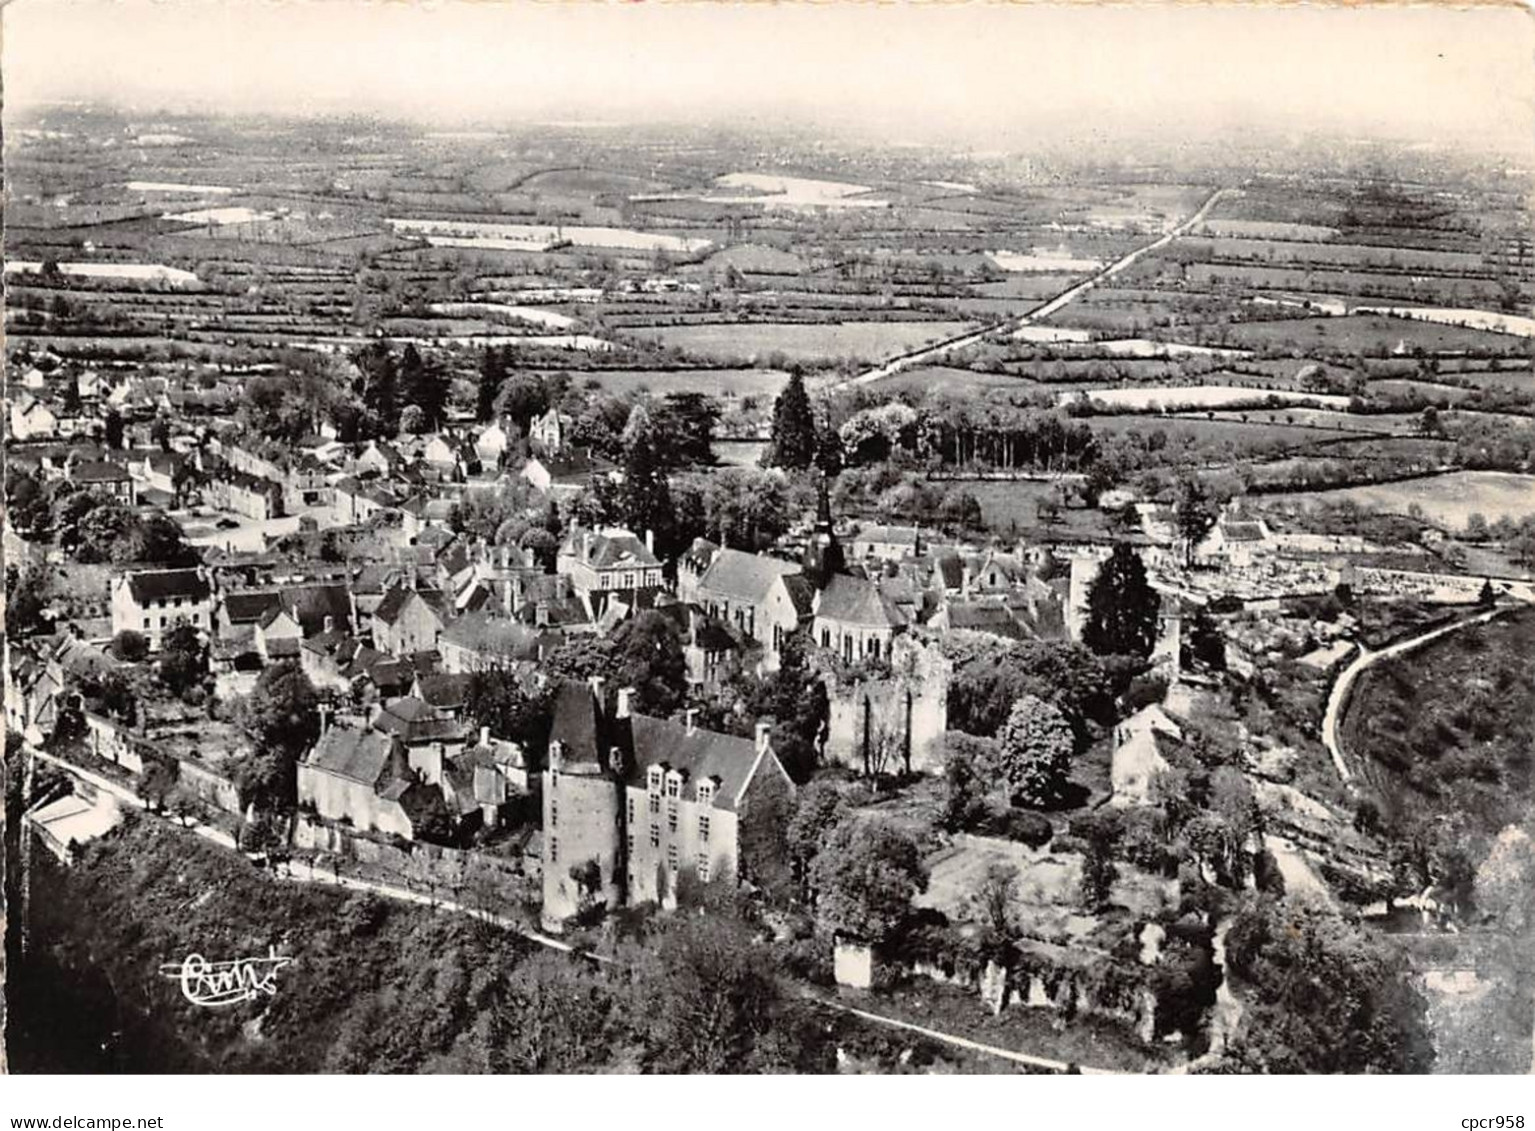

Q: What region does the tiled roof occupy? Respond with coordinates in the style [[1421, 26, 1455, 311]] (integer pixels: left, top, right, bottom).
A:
[[564, 527, 661, 571], [373, 696, 465, 743], [853, 524, 920, 547], [698, 549, 802, 606], [777, 574, 817, 617], [627, 716, 769, 812], [416, 673, 472, 709], [72, 461, 130, 482], [815, 574, 907, 629], [305, 726, 397, 785], [548, 681, 606, 769], [943, 602, 1028, 639], [125, 569, 210, 606], [1220, 520, 1267, 543], [933, 554, 964, 589], [222, 591, 280, 624]]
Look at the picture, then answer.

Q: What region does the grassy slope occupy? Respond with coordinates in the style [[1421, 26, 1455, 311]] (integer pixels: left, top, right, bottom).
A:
[[1343, 606, 1535, 836]]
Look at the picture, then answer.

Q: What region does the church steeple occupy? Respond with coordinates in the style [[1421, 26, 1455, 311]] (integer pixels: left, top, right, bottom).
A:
[[803, 474, 845, 590]]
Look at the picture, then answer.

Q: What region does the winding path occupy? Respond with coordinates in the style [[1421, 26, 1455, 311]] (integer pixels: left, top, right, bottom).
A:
[[1320, 606, 1509, 787], [826, 186, 1233, 394]]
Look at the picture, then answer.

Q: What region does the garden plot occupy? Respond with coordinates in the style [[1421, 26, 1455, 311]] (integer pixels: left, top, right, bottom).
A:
[[1353, 305, 1535, 339]]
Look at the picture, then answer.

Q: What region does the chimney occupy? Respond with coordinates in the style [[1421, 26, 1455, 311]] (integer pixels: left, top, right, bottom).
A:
[[961, 563, 972, 600], [755, 718, 774, 753], [645, 528, 655, 555], [684, 708, 697, 734], [323, 614, 335, 634], [479, 724, 490, 748], [688, 607, 700, 648], [535, 602, 549, 627], [616, 686, 634, 719], [582, 532, 592, 562], [318, 703, 332, 734]]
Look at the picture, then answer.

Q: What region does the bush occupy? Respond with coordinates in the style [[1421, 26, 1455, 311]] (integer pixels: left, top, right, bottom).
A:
[[111, 630, 149, 663], [1002, 810, 1053, 848]]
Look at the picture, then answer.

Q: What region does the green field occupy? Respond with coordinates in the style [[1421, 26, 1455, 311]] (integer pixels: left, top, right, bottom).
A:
[[1221, 315, 1530, 356], [1273, 470, 1535, 532], [573, 367, 790, 399], [623, 319, 976, 364]]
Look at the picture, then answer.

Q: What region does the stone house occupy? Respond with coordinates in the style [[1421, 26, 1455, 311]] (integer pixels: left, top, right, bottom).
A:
[[298, 725, 419, 840], [474, 419, 512, 467], [850, 524, 921, 564], [371, 584, 451, 656], [110, 568, 214, 651], [539, 679, 796, 931], [1109, 703, 1184, 807], [529, 407, 572, 454], [207, 470, 284, 521], [555, 526, 664, 604], [68, 459, 136, 503], [10, 395, 59, 440]]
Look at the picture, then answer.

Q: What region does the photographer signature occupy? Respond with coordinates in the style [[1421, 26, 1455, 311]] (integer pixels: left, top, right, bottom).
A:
[[159, 948, 293, 1007]]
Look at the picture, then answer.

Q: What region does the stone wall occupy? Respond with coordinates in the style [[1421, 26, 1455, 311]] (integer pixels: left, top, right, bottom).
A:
[[823, 635, 950, 775], [292, 814, 533, 911]]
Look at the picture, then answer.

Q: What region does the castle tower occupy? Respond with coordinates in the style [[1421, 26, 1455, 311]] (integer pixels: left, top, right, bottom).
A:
[[540, 678, 625, 933]]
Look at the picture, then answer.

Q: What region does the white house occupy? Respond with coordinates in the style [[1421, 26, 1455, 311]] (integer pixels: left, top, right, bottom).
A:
[[110, 568, 215, 650]]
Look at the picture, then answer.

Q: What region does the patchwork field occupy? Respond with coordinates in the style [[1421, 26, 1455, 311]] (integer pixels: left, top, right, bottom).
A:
[[575, 367, 791, 400], [1272, 471, 1535, 532], [623, 320, 976, 364]]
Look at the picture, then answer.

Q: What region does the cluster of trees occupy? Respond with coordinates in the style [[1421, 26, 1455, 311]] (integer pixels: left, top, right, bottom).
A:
[[344, 342, 454, 438], [14, 817, 836, 1074], [7, 473, 198, 567], [1214, 894, 1433, 1074], [227, 661, 322, 811]]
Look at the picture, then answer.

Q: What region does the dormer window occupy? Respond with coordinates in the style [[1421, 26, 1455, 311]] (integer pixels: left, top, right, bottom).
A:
[[665, 771, 683, 800], [695, 780, 714, 807], [647, 765, 664, 794]]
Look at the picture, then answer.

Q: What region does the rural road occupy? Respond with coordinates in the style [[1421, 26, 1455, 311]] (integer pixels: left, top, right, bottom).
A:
[[1320, 606, 1508, 786], [827, 185, 1233, 393], [30, 745, 238, 850], [799, 991, 1113, 1075]]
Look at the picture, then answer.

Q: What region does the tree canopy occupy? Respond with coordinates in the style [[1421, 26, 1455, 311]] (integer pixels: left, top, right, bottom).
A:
[[768, 371, 817, 470], [810, 817, 927, 944], [1083, 543, 1160, 659], [1218, 894, 1433, 1074], [998, 693, 1075, 808]]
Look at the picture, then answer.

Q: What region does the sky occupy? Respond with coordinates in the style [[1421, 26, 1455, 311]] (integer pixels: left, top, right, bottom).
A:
[[5, 1, 1534, 152]]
